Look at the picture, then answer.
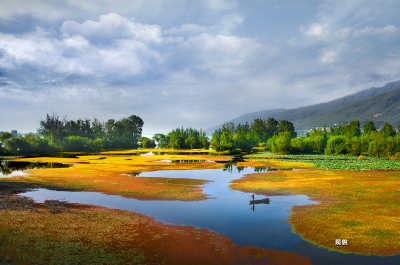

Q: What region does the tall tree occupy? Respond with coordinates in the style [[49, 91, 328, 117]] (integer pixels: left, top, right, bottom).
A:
[[363, 121, 377, 135], [37, 112, 65, 144], [91, 118, 105, 139], [278, 120, 297, 138], [250, 119, 267, 144], [266, 118, 279, 138], [380, 123, 396, 138]]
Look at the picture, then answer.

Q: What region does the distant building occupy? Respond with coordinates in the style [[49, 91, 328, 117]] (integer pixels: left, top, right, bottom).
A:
[[11, 130, 18, 138], [373, 114, 381, 118]]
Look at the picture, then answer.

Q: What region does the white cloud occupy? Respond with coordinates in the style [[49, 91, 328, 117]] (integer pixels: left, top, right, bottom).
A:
[[164, 24, 206, 34], [179, 33, 277, 75], [318, 43, 348, 63], [0, 22, 162, 83], [387, 53, 400, 57], [300, 23, 324, 37], [217, 14, 244, 35], [352, 25, 399, 38], [319, 48, 337, 63], [60, 13, 162, 43]]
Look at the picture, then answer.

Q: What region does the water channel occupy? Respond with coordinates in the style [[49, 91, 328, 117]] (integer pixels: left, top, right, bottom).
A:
[[1, 159, 400, 265]]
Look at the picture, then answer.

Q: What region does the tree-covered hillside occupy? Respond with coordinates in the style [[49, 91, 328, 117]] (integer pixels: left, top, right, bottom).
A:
[[206, 81, 400, 132]]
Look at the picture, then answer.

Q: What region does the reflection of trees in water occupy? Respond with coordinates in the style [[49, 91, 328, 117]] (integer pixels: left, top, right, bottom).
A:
[[222, 162, 245, 173], [222, 154, 247, 173], [0, 161, 69, 175], [127, 172, 142, 177], [253, 166, 268, 173]]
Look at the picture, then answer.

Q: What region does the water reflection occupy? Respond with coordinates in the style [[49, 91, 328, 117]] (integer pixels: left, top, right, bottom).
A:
[[0, 161, 69, 176], [127, 172, 142, 177], [249, 194, 270, 212], [16, 166, 400, 265]]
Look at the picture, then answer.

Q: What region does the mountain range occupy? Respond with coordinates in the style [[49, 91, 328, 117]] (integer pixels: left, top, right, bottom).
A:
[[206, 81, 400, 133]]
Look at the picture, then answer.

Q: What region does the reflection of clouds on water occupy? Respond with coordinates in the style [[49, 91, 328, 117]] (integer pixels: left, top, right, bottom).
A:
[[0, 161, 70, 178], [0, 170, 28, 178]]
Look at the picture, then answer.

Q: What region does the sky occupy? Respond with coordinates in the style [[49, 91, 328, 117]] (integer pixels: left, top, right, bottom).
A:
[[1, 0, 400, 136]]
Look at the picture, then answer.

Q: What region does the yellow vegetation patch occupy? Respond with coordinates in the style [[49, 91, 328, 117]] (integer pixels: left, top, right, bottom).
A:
[[8, 151, 231, 201], [230, 169, 400, 256], [243, 159, 314, 169], [0, 195, 312, 265]]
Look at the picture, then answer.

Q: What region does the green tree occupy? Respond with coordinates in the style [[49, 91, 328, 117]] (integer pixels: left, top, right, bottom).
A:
[[62, 136, 91, 152], [0, 132, 13, 143], [93, 139, 103, 152], [250, 119, 267, 144], [38, 112, 65, 144], [380, 123, 396, 138], [91, 118, 105, 140], [325, 136, 347, 155], [266, 118, 279, 138], [152, 133, 167, 147], [345, 120, 361, 138], [363, 121, 377, 135], [271, 132, 292, 153], [185, 137, 197, 149], [278, 120, 297, 138]]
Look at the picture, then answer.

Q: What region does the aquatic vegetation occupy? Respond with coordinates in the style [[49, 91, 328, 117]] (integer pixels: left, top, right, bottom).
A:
[[6, 151, 230, 201], [230, 169, 400, 256], [246, 152, 400, 170], [0, 195, 312, 265]]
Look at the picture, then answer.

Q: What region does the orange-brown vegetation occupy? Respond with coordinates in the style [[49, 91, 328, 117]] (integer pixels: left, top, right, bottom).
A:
[[0, 195, 311, 265], [9, 153, 231, 201], [230, 169, 400, 256]]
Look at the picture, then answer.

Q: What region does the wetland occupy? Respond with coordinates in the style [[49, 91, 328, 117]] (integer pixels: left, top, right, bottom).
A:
[[0, 149, 400, 264]]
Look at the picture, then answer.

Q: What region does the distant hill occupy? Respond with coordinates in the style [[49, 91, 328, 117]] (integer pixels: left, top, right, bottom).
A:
[[206, 81, 400, 133]]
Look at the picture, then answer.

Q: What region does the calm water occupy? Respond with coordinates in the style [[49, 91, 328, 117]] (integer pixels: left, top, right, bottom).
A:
[[11, 164, 400, 265], [0, 161, 69, 177]]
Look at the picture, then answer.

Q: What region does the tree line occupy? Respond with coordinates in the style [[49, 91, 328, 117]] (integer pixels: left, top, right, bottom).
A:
[[146, 127, 209, 149], [207, 118, 400, 158], [270, 120, 400, 157], [0, 113, 143, 154], [210, 118, 296, 154], [2, 112, 400, 158]]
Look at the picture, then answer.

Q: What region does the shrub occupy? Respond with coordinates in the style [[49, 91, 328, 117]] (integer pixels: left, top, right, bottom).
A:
[[358, 155, 367, 161]]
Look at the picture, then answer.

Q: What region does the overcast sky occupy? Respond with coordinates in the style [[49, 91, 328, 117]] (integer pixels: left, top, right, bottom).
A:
[[1, 0, 400, 136]]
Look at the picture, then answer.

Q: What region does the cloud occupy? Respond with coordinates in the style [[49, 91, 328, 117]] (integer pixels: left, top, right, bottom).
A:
[[2, 2, 400, 134], [300, 23, 324, 37], [352, 25, 399, 38], [178, 33, 277, 75], [319, 48, 337, 63], [164, 24, 206, 35], [0, 22, 162, 89], [60, 13, 162, 43], [216, 14, 244, 35], [318, 43, 348, 63]]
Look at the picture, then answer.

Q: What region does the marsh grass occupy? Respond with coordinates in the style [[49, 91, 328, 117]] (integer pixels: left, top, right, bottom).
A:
[[247, 152, 400, 170], [0, 195, 312, 265], [230, 168, 400, 256], [7, 151, 231, 201]]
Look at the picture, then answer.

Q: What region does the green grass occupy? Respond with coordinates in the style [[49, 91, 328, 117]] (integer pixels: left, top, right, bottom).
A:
[[246, 152, 400, 170]]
